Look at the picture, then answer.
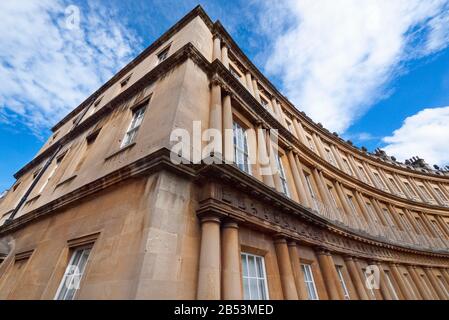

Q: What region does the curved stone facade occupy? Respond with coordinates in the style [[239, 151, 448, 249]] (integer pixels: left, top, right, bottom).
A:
[[0, 6, 448, 300]]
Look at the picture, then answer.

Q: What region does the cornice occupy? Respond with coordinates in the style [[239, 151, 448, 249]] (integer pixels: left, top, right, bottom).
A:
[[209, 59, 449, 214], [211, 16, 449, 181], [11, 39, 449, 221], [2, 147, 449, 265], [51, 5, 213, 133], [29, 5, 449, 185], [197, 163, 449, 261], [14, 43, 210, 179]]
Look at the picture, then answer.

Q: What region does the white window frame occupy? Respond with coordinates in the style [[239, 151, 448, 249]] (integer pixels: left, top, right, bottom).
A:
[[324, 148, 336, 166], [301, 263, 319, 300], [241, 253, 269, 300], [233, 122, 251, 174], [373, 172, 385, 189], [121, 105, 146, 148], [434, 187, 448, 202], [260, 98, 269, 110], [336, 266, 350, 300], [419, 185, 432, 201], [346, 195, 359, 215], [306, 136, 315, 151], [55, 246, 92, 300], [404, 181, 417, 198], [157, 46, 170, 64], [38, 156, 63, 194], [275, 153, 289, 197]]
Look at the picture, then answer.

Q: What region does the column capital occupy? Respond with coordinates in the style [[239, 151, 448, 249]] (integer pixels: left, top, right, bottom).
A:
[[222, 220, 239, 230], [273, 235, 288, 245], [220, 40, 230, 50], [209, 74, 224, 88], [315, 247, 331, 256], [198, 213, 223, 224], [287, 241, 298, 248], [343, 255, 355, 262]]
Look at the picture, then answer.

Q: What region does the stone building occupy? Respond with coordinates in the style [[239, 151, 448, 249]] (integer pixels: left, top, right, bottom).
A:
[[1, 6, 449, 300]]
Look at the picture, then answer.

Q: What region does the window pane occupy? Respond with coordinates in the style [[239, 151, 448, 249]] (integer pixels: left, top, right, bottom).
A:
[[55, 247, 92, 300], [250, 278, 259, 300], [243, 277, 250, 300], [248, 255, 256, 277], [241, 254, 248, 277], [241, 253, 269, 300]]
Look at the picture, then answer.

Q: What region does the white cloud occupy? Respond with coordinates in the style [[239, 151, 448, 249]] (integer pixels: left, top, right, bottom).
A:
[[383, 106, 449, 167], [260, 0, 449, 133], [0, 0, 141, 136]]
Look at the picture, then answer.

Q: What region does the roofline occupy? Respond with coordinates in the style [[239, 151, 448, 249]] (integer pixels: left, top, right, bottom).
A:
[[51, 5, 213, 133]]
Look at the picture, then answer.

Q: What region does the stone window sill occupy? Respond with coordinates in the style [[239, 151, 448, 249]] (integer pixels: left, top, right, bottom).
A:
[[105, 142, 136, 161], [55, 175, 77, 189]]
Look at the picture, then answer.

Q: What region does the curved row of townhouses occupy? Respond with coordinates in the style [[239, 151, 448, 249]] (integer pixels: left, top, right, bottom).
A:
[[1, 6, 449, 300]]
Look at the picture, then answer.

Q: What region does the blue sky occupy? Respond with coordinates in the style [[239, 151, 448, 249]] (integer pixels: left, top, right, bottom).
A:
[[1, 0, 449, 192]]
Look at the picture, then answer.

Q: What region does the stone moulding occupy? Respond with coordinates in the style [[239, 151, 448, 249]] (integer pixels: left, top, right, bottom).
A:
[[12, 40, 449, 216], [2, 147, 449, 269]]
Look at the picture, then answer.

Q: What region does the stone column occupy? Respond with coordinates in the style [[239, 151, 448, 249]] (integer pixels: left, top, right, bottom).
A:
[[344, 256, 369, 300], [423, 181, 442, 205], [330, 145, 345, 171], [197, 215, 221, 300], [221, 221, 243, 300], [312, 169, 330, 207], [267, 130, 283, 193], [288, 242, 309, 300], [410, 178, 427, 202], [213, 35, 221, 61], [311, 133, 326, 159], [221, 44, 229, 69], [372, 199, 388, 226], [354, 192, 371, 228], [419, 213, 438, 238], [378, 169, 393, 193], [274, 237, 299, 300], [296, 155, 315, 209], [407, 266, 427, 299], [353, 258, 376, 300], [362, 162, 376, 186], [222, 93, 234, 164], [247, 125, 261, 181], [245, 72, 254, 96], [348, 155, 363, 180], [389, 264, 412, 300], [257, 124, 275, 188], [316, 249, 344, 300], [287, 149, 300, 205], [252, 79, 261, 102], [372, 261, 392, 300], [394, 174, 409, 197], [271, 98, 286, 126], [292, 118, 307, 144], [438, 183, 449, 200], [424, 267, 446, 300], [335, 182, 352, 218], [441, 269, 449, 292], [209, 80, 222, 133]]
